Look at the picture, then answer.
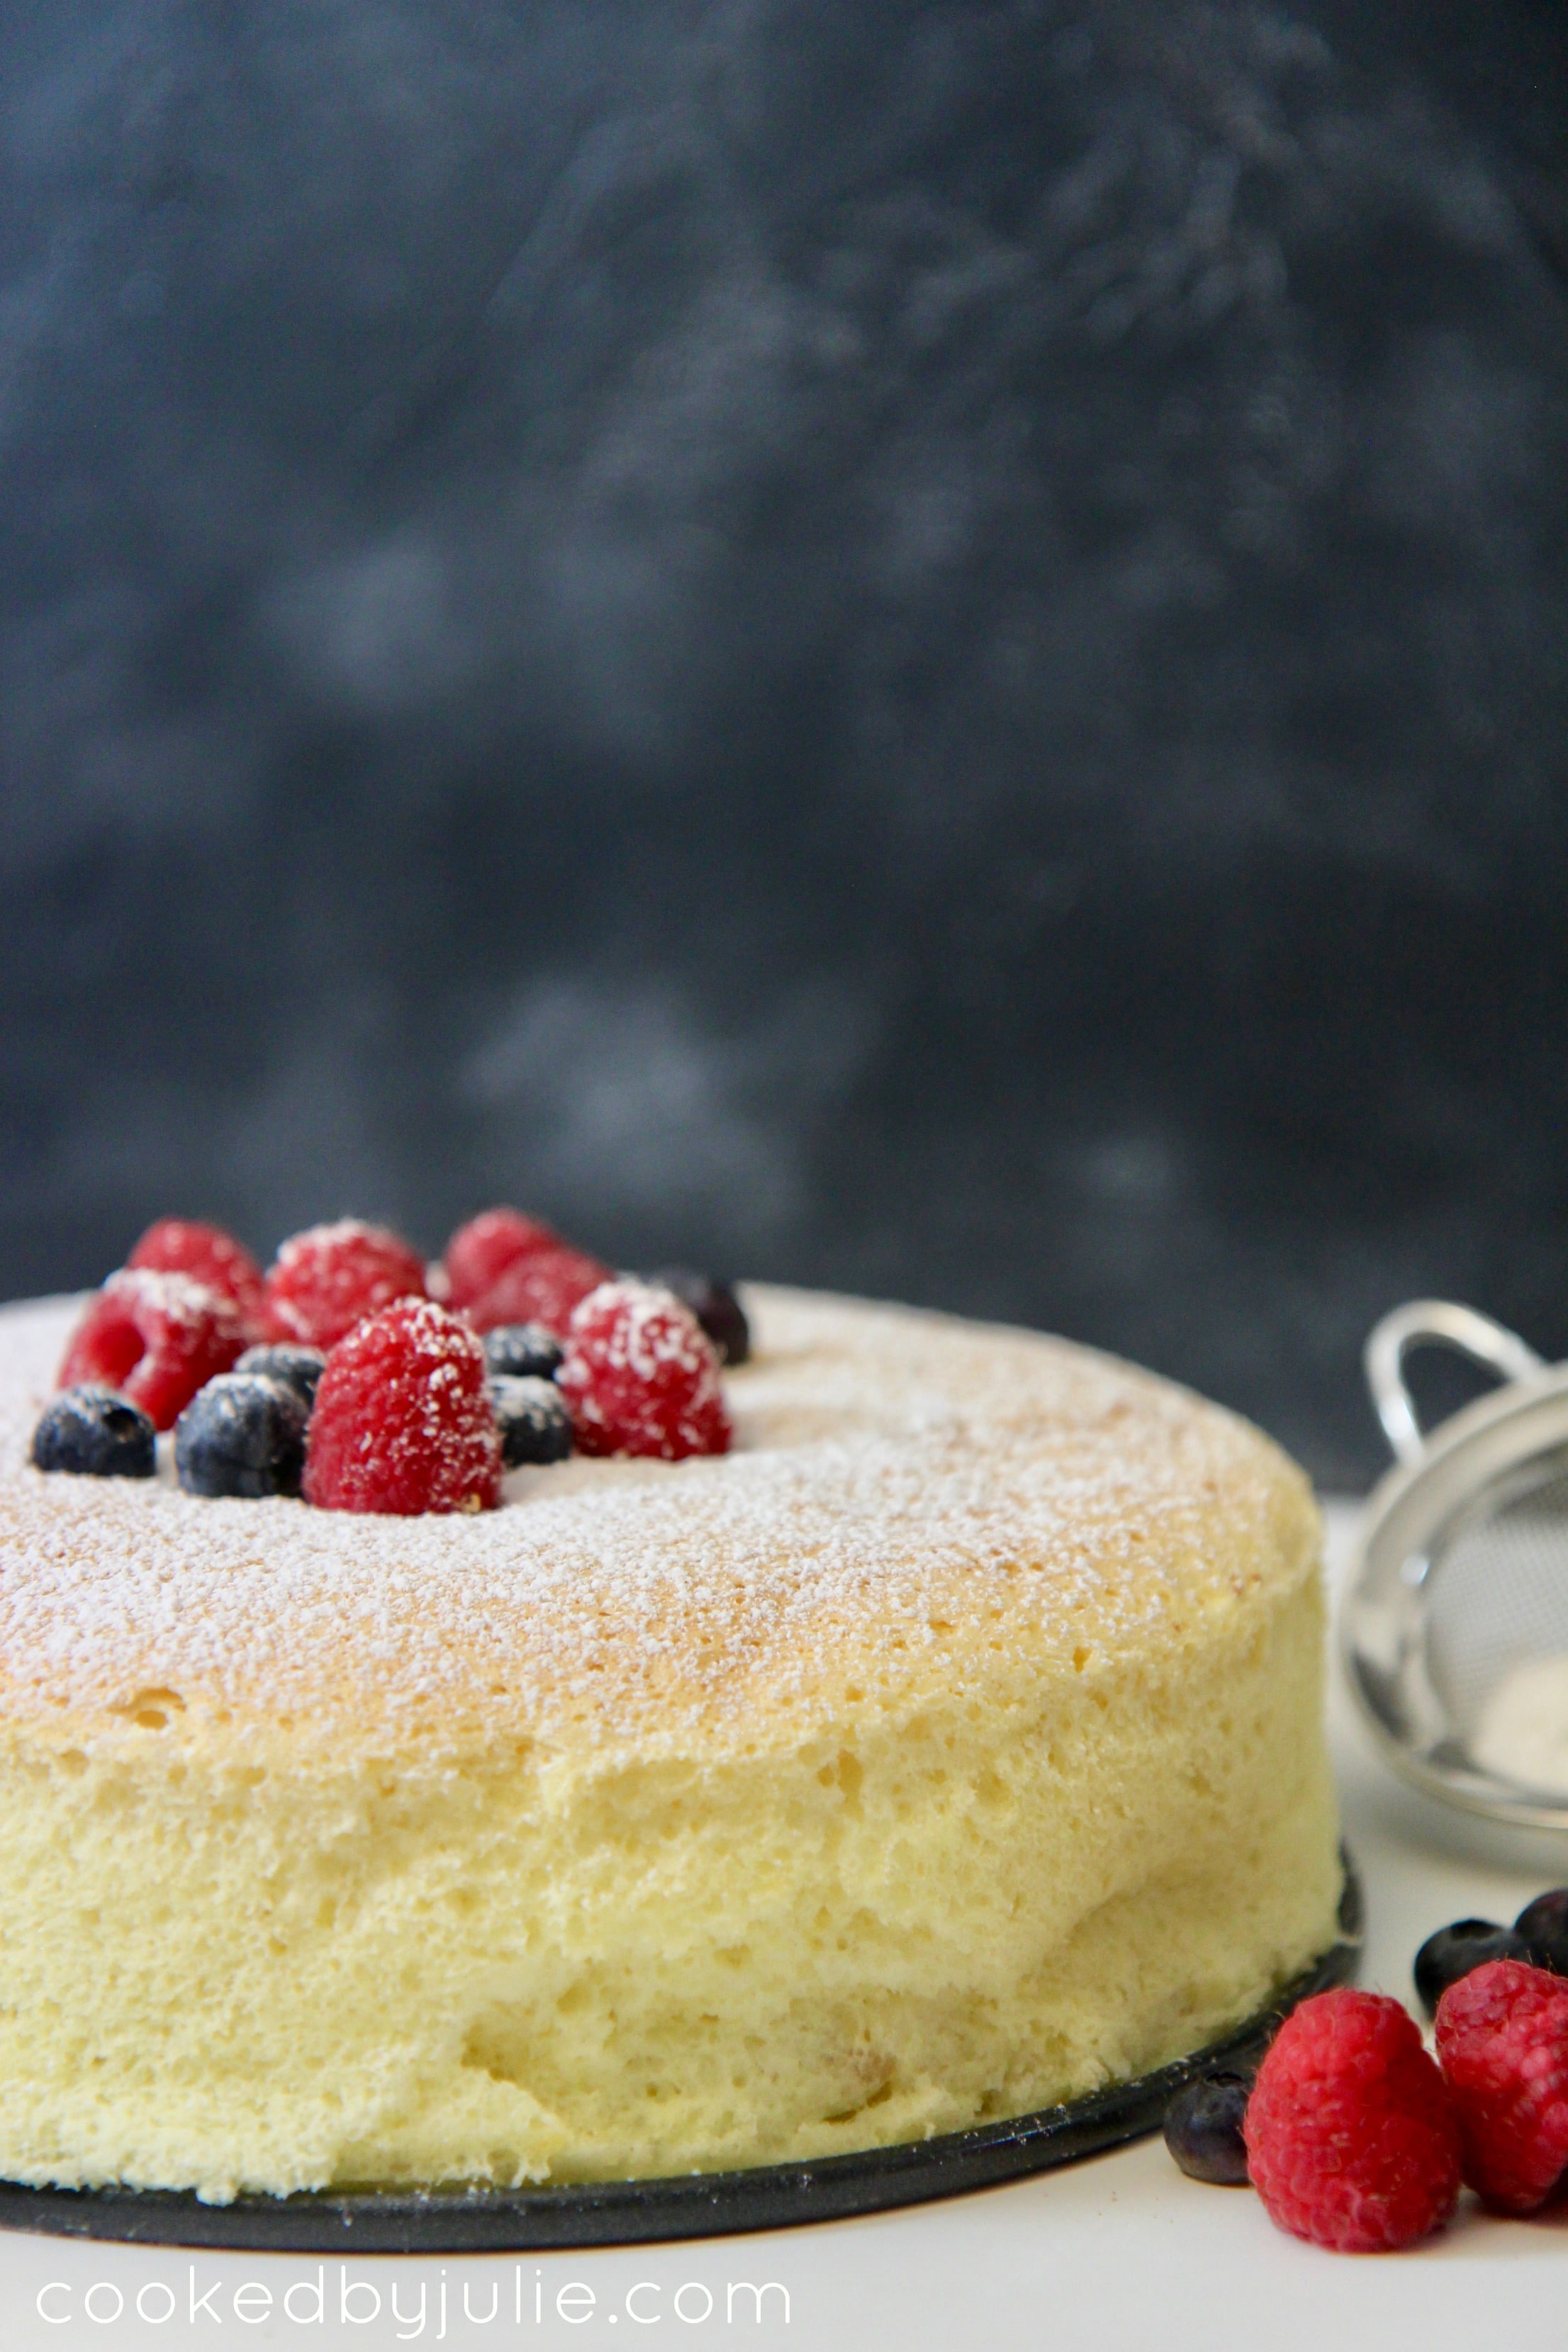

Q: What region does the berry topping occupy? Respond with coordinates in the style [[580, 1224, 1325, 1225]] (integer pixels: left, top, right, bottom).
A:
[[440, 1206, 561, 1315], [461, 1242, 614, 1338], [648, 1268, 751, 1365], [491, 1374, 574, 1468], [127, 1219, 267, 1338], [263, 1220, 427, 1349], [1435, 1958, 1568, 2211], [1414, 1920, 1533, 2017], [31, 1388, 157, 1479], [559, 1280, 731, 1461], [1163, 2073, 1251, 2185], [175, 1374, 308, 1500], [303, 1298, 502, 1516], [1516, 1888, 1568, 1979], [234, 1343, 327, 1412], [57, 1270, 247, 1430], [1243, 1989, 1461, 2252], [482, 1323, 564, 1380]]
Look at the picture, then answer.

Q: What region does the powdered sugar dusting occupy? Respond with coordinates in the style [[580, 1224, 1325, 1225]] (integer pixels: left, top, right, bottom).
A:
[[0, 1287, 1315, 1760]]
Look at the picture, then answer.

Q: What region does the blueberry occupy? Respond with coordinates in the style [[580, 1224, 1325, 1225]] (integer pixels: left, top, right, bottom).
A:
[[234, 1343, 327, 1411], [491, 1375, 573, 1468], [175, 1374, 308, 1499], [31, 1387, 156, 1479], [648, 1269, 750, 1365], [482, 1323, 564, 1381], [1413, 1918, 1532, 2016], [1163, 2073, 1251, 2185], [1516, 1888, 1568, 1978]]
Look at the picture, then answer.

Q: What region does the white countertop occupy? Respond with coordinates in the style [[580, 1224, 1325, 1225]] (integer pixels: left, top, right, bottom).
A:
[[5, 1501, 1566, 2349]]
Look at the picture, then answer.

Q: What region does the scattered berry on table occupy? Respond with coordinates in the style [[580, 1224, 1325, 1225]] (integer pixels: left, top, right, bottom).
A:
[[31, 1388, 156, 1479], [463, 1241, 613, 1337], [491, 1374, 574, 1467], [1163, 2073, 1251, 2185], [1435, 1958, 1568, 2211], [1516, 1888, 1568, 1979], [57, 1270, 247, 1430], [440, 1206, 561, 1314], [175, 1374, 308, 1499], [559, 1280, 731, 1461], [1243, 1988, 1461, 2252], [648, 1268, 751, 1365], [303, 1297, 502, 1516], [482, 1323, 564, 1380], [1414, 1919, 1533, 2017], [127, 1219, 267, 1338], [235, 1343, 327, 1411], [263, 1220, 427, 1349]]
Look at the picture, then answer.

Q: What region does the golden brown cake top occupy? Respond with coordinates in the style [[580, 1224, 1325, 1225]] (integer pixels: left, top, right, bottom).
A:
[[0, 1287, 1317, 1764]]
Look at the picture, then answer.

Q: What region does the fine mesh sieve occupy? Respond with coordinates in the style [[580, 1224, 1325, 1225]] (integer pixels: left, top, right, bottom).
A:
[[1342, 1301, 1568, 1831]]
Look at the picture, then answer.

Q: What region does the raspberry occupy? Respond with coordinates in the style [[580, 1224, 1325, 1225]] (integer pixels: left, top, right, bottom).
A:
[[1435, 1958, 1568, 2211], [462, 1243, 613, 1338], [559, 1280, 731, 1461], [263, 1219, 427, 1349], [303, 1297, 502, 1516], [440, 1207, 561, 1314], [127, 1219, 267, 1339], [1243, 1989, 1461, 2252], [57, 1270, 247, 1431]]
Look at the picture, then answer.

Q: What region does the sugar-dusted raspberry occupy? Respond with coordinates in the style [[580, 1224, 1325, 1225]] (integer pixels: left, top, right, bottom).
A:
[[1435, 1957, 1568, 2211], [57, 1270, 247, 1431], [1244, 1989, 1461, 2253], [559, 1280, 730, 1461], [463, 1243, 614, 1338], [303, 1297, 502, 1516], [127, 1219, 267, 1338], [263, 1219, 427, 1349], [440, 1206, 561, 1314]]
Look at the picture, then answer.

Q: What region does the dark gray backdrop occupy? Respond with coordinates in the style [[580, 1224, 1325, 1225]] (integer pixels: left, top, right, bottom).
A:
[[4, 0, 1567, 1483]]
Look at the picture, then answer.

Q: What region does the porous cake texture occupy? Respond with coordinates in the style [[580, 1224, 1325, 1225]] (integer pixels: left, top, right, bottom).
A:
[[0, 1287, 1340, 2201]]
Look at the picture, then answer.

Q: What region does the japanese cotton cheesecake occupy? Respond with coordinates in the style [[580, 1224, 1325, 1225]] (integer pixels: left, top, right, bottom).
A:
[[0, 1284, 1340, 2201]]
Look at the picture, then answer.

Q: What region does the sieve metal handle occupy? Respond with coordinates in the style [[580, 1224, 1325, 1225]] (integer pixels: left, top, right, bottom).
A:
[[1365, 1300, 1549, 1466]]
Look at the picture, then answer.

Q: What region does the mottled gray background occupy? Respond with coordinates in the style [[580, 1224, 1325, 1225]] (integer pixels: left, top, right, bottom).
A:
[[4, 0, 1567, 1482]]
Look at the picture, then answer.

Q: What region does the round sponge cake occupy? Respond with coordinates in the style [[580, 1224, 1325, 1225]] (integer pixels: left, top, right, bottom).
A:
[[0, 1285, 1339, 2201]]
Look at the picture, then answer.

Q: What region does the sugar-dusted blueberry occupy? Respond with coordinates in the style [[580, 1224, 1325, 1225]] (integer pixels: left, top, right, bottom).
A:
[[648, 1269, 750, 1365], [1163, 2073, 1252, 2185], [1413, 1918, 1531, 2017], [31, 1387, 156, 1479], [235, 1343, 327, 1411], [175, 1374, 308, 1499], [482, 1323, 564, 1381], [491, 1374, 574, 1468], [1515, 1888, 1568, 1978]]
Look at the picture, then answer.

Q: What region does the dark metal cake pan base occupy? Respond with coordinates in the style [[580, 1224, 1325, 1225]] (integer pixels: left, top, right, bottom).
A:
[[0, 1860, 1361, 2253]]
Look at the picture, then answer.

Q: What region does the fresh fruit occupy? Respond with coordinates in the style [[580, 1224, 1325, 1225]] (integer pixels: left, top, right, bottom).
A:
[[1243, 1988, 1461, 2252], [234, 1343, 327, 1412], [491, 1374, 574, 1467], [1415, 1919, 1533, 2017], [462, 1242, 613, 1338], [30, 1388, 157, 1479], [441, 1207, 561, 1314], [127, 1219, 267, 1338], [482, 1323, 564, 1380], [57, 1271, 247, 1430], [1435, 1957, 1568, 2211], [1516, 1888, 1568, 1979], [1163, 2073, 1251, 2184], [648, 1268, 751, 1365], [303, 1298, 502, 1516], [175, 1374, 308, 1499], [263, 1220, 427, 1349], [559, 1280, 731, 1461]]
